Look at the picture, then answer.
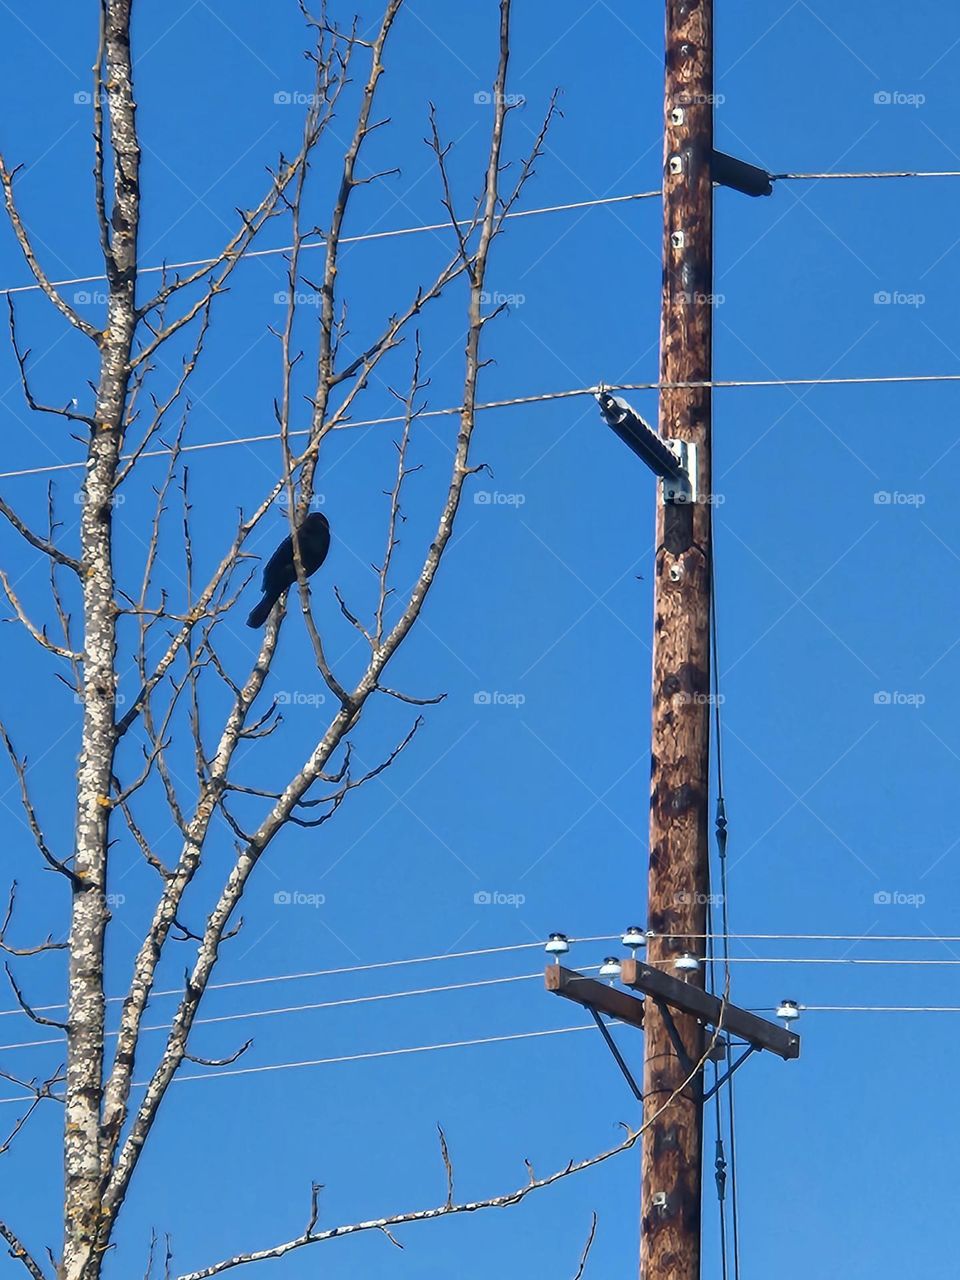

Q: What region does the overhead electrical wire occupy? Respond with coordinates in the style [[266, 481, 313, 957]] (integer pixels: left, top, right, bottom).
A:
[[4, 1000, 960, 1108], [773, 169, 960, 182], [0, 1023, 596, 1106], [706, 544, 742, 1280], [0, 167, 956, 302], [5, 371, 960, 482], [0, 935, 620, 1022], [0, 971, 547, 1053], [797, 1005, 960, 1012], [1, 165, 959, 483], [1, 938, 957, 1026], [0, 191, 660, 301], [2, 953, 958, 1047], [660, 936, 960, 947]]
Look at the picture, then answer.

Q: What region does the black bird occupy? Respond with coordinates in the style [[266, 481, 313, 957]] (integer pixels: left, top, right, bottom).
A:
[[246, 512, 331, 628]]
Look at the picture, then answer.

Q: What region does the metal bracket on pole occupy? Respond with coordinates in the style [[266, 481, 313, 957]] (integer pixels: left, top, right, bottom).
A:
[[701, 1044, 756, 1102], [596, 389, 698, 504], [711, 149, 773, 197], [654, 997, 698, 1079], [588, 1008, 644, 1101]]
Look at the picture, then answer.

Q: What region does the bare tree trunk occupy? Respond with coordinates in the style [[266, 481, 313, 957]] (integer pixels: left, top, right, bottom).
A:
[[64, 5, 140, 1277]]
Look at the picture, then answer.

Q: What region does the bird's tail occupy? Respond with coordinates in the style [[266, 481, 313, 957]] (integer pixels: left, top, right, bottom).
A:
[[246, 592, 277, 629]]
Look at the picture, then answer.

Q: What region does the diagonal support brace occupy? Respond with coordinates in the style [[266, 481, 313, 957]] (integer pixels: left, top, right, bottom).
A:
[[588, 1007, 643, 1101]]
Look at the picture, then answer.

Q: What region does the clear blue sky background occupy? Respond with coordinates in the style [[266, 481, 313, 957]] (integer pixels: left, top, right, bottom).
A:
[[1, 2, 959, 1276]]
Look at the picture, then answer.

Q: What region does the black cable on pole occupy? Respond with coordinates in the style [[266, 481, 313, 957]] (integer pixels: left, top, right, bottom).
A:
[[715, 1127, 729, 1280], [706, 897, 730, 1280], [710, 542, 742, 1280], [725, 1046, 743, 1280]]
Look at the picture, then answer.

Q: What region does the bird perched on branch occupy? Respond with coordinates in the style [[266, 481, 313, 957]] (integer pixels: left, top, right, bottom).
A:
[[246, 512, 331, 628]]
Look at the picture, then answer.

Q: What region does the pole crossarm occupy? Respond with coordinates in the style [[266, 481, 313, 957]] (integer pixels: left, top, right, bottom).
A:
[[622, 960, 800, 1060], [544, 964, 646, 1029]]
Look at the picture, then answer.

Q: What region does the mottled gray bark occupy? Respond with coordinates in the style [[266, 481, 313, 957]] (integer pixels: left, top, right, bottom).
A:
[[63, 4, 139, 1275]]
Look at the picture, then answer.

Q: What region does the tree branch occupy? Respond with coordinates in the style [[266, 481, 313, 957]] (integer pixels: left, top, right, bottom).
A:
[[0, 1221, 50, 1280], [0, 722, 78, 882], [0, 569, 84, 660], [0, 494, 82, 574], [0, 157, 100, 341], [5, 963, 69, 1030], [0, 882, 68, 956], [6, 296, 98, 425]]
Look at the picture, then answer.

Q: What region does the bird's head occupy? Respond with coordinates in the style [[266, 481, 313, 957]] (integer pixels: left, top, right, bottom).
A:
[[302, 511, 330, 533]]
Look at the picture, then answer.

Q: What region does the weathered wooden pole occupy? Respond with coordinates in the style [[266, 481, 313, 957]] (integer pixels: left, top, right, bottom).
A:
[[640, 0, 714, 1276]]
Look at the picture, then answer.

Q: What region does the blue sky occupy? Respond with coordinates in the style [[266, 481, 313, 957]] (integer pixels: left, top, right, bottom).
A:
[[1, 1, 960, 1276]]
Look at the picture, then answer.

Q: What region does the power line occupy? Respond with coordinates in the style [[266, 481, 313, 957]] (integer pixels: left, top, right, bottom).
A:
[[0, 1023, 595, 1106], [0, 970, 547, 1053], [6, 370, 960, 482], [707, 547, 740, 1280], [3, 935, 957, 1025], [4, 951, 959, 1046], [5, 1000, 960, 1108], [650, 934, 960, 944], [773, 169, 960, 181], [150, 1023, 597, 1085], [2, 167, 956, 304], [4, 167, 958, 304], [0, 935, 620, 1022], [6, 995, 959, 1113], [800, 1005, 960, 1012], [749, 1005, 960, 1014], [705, 957, 960, 966], [0, 191, 660, 302]]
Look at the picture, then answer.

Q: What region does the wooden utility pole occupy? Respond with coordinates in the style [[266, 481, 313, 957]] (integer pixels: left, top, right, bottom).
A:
[[640, 0, 714, 1276]]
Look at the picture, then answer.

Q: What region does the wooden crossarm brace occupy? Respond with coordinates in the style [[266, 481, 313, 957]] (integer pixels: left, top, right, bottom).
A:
[[544, 964, 646, 1030], [621, 959, 800, 1060]]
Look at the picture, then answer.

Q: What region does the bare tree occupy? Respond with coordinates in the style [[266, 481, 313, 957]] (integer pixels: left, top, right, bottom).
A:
[[0, 5, 714, 1278]]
